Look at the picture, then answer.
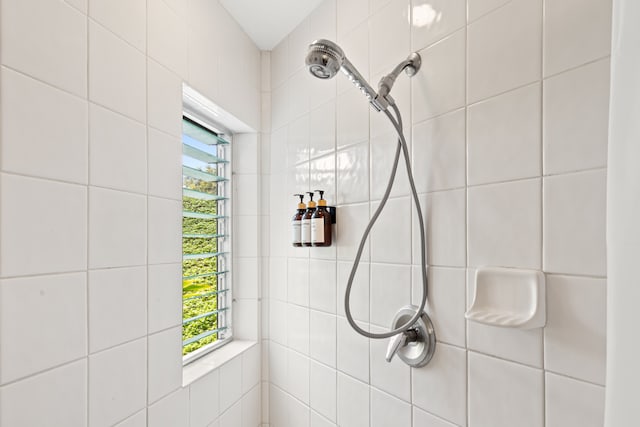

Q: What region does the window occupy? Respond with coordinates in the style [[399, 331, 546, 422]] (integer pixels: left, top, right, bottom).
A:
[[181, 100, 232, 363]]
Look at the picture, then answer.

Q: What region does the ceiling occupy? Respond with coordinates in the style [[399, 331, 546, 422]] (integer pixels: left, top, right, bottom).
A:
[[219, 0, 324, 50]]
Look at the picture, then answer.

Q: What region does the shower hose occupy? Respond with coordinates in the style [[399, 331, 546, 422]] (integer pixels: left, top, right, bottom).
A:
[[344, 102, 429, 340]]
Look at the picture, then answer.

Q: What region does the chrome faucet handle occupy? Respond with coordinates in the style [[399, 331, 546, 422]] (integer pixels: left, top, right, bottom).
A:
[[385, 329, 418, 363]]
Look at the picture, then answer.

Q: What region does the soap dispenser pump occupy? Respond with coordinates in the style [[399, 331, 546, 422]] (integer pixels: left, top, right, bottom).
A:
[[292, 194, 306, 247], [312, 190, 332, 246], [301, 192, 316, 247]]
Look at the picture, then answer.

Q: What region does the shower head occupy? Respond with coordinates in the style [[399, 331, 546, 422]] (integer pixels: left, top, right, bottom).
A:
[[305, 39, 421, 112], [305, 39, 344, 79]]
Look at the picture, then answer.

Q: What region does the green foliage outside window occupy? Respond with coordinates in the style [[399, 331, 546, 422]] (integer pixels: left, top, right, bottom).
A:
[[182, 180, 221, 355]]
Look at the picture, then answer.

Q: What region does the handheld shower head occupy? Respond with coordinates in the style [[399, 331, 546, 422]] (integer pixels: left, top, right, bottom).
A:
[[305, 39, 345, 79]]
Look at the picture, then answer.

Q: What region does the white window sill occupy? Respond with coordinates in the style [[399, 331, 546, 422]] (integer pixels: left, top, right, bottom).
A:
[[182, 340, 258, 387]]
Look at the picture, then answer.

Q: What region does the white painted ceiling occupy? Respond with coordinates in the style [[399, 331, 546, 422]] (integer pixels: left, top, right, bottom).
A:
[[219, 0, 324, 50]]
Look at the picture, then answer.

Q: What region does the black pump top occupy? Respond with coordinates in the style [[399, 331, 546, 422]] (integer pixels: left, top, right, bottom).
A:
[[294, 194, 306, 210]]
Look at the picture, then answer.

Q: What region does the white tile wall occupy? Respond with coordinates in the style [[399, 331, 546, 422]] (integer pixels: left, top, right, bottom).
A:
[[89, 267, 147, 353], [267, 0, 610, 425], [1, 68, 88, 184], [0, 1, 262, 426], [0, 273, 87, 384]]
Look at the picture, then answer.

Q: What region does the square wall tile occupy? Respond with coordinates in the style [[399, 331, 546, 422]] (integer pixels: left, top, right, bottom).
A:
[[89, 187, 146, 269], [148, 327, 182, 404], [242, 344, 261, 393], [287, 17, 311, 76], [310, 310, 337, 367], [65, 0, 87, 14], [369, 0, 410, 76], [147, 388, 189, 427], [270, 300, 288, 346], [337, 260, 370, 322], [412, 108, 466, 193], [545, 372, 605, 427], [1, 68, 88, 184], [234, 215, 260, 258], [413, 29, 466, 123], [337, 373, 369, 427], [89, 267, 147, 353], [411, 266, 466, 348], [148, 128, 182, 200], [219, 356, 243, 412], [468, 0, 542, 103], [287, 304, 310, 355], [337, 142, 369, 206], [288, 114, 310, 167], [0, 273, 86, 384], [370, 197, 412, 264], [189, 370, 220, 427], [148, 59, 183, 137], [415, 189, 466, 267], [1, 0, 87, 97], [310, 361, 337, 422], [337, 317, 370, 383], [309, 259, 337, 314], [370, 263, 412, 328], [89, 0, 146, 51], [288, 257, 310, 306], [1, 174, 87, 277], [543, 59, 610, 175], [148, 0, 187, 78], [544, 275, 606, 385], [336, 203, 371, 262], [543, 0, 612, 76], [89, 21, 146, 123], [148, 197, 182, 264], [288, 68, 311, 120], [469, 352, 544, 427], [234, 299, 259, 341], [268, 384, 288, 427], [241, 385, 261, 427], [370, 388, 411, 427], [0, 360, 86, 427], [287, 350, 310, 404], [90, 103, 146, 194], [411, 0, 466, 51], [234, 257, 259, 299], [336, 20, 369, 96], [337, 89, 370, 149], [468, 83, 541, 185], [468, 179, 541, 269], [370, 129, 410, 200], [89, 339, 147, 427], [148, 263, 182, 333], [412, 343, 467, 426], [543, 169, 607, 276]]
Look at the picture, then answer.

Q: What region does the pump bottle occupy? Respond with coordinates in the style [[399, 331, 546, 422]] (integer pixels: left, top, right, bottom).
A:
[[311, 190, 332, 246], [292, 194, 306, 247], [301, 192, 316, 247]]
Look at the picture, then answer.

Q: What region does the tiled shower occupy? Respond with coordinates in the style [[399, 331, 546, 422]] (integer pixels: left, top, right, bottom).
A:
[[0, 0, 612, 426], [265, 0, 609, 426]]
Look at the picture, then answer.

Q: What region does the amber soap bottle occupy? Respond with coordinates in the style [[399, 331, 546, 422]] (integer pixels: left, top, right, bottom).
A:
[[311, 190, 332, 246], [301, 192, 316, 247], [292, 194, 306, 247]]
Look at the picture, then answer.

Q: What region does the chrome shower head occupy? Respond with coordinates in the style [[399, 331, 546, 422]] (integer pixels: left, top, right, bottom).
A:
[[305, 39, 421, 112], [305, 39, 345, 79]]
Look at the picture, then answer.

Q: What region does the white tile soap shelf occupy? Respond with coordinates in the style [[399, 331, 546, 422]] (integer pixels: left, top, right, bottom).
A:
[[465, 267, 546, 329]]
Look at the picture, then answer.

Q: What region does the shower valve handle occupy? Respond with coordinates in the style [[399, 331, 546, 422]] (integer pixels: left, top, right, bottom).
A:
[[385, 329, 419, 363]]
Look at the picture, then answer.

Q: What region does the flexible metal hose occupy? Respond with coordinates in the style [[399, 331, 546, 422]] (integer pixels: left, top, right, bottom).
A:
[[344, 102, 429, 339]]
